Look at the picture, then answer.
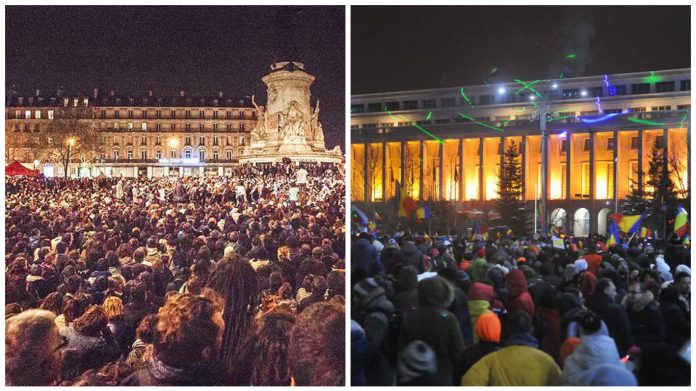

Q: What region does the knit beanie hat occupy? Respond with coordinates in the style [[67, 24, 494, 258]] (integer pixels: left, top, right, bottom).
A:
[[574, 259, 588, 273], [397, 340, 437, 384], [468, 282, 494, 302], [475, 312, 501, 343]]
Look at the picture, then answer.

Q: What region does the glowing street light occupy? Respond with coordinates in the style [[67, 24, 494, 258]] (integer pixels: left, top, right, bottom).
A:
[[497, 87, 506, 95], [551, 83, 559, 89], [65, 136, 76, 179], [33, 159, 40, 170], [168, 138, 178, 148], [580, 90, 588, 97], [529, 95, 536, 101]]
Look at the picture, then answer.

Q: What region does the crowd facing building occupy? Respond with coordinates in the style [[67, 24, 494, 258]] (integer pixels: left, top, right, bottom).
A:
[[351, 68, 690, 236]]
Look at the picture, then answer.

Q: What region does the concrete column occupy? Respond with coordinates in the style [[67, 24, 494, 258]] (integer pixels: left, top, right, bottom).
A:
[[147, 166, 153, 179], [419, 140, 424, 201], [589, 130, 595, 235]]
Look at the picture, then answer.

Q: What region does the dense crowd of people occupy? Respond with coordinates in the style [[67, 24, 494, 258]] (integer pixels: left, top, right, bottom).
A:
[[5, 162, 346, 386], [351, 227, 691, 386]]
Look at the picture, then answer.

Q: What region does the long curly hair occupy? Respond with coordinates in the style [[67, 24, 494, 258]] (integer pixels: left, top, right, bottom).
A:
[[206, 255, 260, 376]]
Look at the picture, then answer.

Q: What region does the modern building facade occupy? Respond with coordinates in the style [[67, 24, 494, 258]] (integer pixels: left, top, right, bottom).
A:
[[351, 68, 690, 236]]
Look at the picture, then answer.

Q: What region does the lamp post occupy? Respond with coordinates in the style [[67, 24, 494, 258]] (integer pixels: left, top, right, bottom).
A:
[[33, 159, 40, 171], [65, 137, 76, 179], [529, 94, 560, 236]]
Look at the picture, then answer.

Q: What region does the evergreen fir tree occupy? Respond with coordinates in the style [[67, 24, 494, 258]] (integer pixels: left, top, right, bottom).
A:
[[497, 140, 530, 233], [621, 138, 678, 231]]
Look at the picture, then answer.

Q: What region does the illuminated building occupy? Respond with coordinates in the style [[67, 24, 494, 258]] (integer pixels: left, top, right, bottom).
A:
[[351, 68, 690, 236], [5, 62, 341, 178]]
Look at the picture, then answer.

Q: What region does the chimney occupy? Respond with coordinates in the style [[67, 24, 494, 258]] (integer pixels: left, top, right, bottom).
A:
[[218, 91, 224, 98], [93, 88, 99, 98], [179, 90, 185, 97], [35, 89, 40, 96]]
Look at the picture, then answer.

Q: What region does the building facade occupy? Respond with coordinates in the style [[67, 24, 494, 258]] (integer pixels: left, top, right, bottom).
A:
[[6, 90, 256, 177], [5, 62, 341, 178], [351, 68, 690, 236]]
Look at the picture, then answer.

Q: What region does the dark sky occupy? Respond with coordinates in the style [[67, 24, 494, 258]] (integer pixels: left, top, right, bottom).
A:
[[6, 6, 345, 149], [352, 6, 690, 94]]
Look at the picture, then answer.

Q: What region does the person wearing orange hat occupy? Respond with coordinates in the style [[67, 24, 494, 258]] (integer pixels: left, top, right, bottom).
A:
[[454, 312, 501, 383], [467, 282, 495, 344]]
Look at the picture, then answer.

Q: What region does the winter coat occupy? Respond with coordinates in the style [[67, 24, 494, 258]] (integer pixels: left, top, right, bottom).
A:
[[585, 292, 635, 356], [107, 319, 132, 357], [392, 266, 419, 313], [561, 334, 623, 386], [352, 238, 384, 276], [399, 242, 425, 273], [399, 277, 464, 386], [468, 257, 488, 282], [121, 357, 225, 386], [659, 288, 691, 348], [505, 270, 535, 319], [461, 339, 562, 386], [126, 339, 151, 372], [623, 291, 666, 347], [60, 326, 120, 373], [538, 307, 562, 364], [455, 341, 500, 383]]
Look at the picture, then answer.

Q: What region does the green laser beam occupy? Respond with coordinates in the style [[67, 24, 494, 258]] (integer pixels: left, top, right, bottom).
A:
[[627, 116, 663, 126], [560, 73, 565, 79], [386, 110, 444, 143], [566, 53, 576, 59], [499, 119, 514, 127], [513, 79, 542, 98], [460, 88, 475, 107], [643, 70, 663, 84], [457, 113, 504, 133], [680, 109, 690, 128], [515, 107, 527, 113], [426, 111, 432, 120], [490, 66, 498, 75], [547, 115, 576, 122]]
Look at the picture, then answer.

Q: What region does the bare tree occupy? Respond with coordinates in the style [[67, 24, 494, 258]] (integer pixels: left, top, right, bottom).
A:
[[40, 107, 104, 177]]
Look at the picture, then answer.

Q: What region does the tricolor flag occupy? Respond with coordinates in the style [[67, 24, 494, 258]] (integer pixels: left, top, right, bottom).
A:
[[674, 206, 689, 237], [610, 212, 646, 234], [606, 219, 621, 247], [639, 226, 652, 239], [416, 204, 431, 219]]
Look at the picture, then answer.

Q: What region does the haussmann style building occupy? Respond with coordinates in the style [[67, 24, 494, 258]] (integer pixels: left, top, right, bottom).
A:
[[5, 61, 342, 179], [350, 68, 690, 237]]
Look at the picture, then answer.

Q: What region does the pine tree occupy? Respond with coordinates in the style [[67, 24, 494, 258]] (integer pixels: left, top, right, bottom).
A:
[[497, 140, 530, 233], [621, 138, 678, 231]]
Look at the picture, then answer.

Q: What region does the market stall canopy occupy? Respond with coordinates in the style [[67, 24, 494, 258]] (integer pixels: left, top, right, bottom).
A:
[[5, 161, 39, 177]]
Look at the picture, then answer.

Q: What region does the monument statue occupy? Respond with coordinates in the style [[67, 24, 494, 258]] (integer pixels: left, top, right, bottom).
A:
[[240, 61, 341, 164], [251, 95, 267, 142]]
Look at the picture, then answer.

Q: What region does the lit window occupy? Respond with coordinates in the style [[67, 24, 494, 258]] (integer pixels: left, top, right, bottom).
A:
[[213, 150, 219, 160], [226, 150, 232, 160], [141, 150, 147, 160], [127, 150, 133, 160], [141, 122, 147, 131], [113, 150, 119, 159], [48, 110, 54, 120], [128, 122, 133, 130], [199, 150, 205, 161], [155, 150, 162, 159], [35, 110, 42, 119], [25, 110, 31, 119]]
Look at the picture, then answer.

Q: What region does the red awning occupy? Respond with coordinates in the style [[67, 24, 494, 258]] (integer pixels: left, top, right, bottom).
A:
[[5, 161, 39, 177]]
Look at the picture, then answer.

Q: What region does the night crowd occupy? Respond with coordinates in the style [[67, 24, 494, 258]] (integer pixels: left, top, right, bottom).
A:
[[5, 163, 345, 386], [351, 226, 691, 386]]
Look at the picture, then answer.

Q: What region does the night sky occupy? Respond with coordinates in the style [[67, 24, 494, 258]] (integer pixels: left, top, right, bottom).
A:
[[6, 6, 345, 149], [352, 6, 690, 94]]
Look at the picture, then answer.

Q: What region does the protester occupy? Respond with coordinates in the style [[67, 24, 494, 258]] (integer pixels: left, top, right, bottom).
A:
[[6, 162, 345, 386], [351, 223, 690, 386]]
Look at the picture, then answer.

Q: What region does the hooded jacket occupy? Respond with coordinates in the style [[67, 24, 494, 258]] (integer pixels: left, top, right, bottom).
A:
[[400, 276, 464, 386], [585, 291, 635, 356], [455, 312, 501, 383], [505, 270, 535, 319], [392, 266, 419, 313], [622, 290, 666, 347], [659, 287, 691, 348], [461, 334, 561, 386], [399, 242, 425, 273], [352, 238, 384, 276], [561, 333, 623, 385]]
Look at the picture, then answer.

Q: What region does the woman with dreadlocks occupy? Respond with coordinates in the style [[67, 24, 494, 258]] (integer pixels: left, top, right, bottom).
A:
[[206, 255, 260, 383]]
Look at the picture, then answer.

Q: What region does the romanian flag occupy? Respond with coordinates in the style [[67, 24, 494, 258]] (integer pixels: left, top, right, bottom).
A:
[[416, 204, 431, 219], [606, 219, 621, 247], [639, 227, 652, 239], [684, 234, 690, 247], [610, 212, 646, 234], [674, 206, 689, 237]]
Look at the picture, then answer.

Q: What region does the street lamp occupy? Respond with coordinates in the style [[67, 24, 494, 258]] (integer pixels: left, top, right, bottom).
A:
[[168, 138, 178, 159], [33, 159, 40, 171], [65, 137, 76, 179], [529, 93, 560, 236]]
